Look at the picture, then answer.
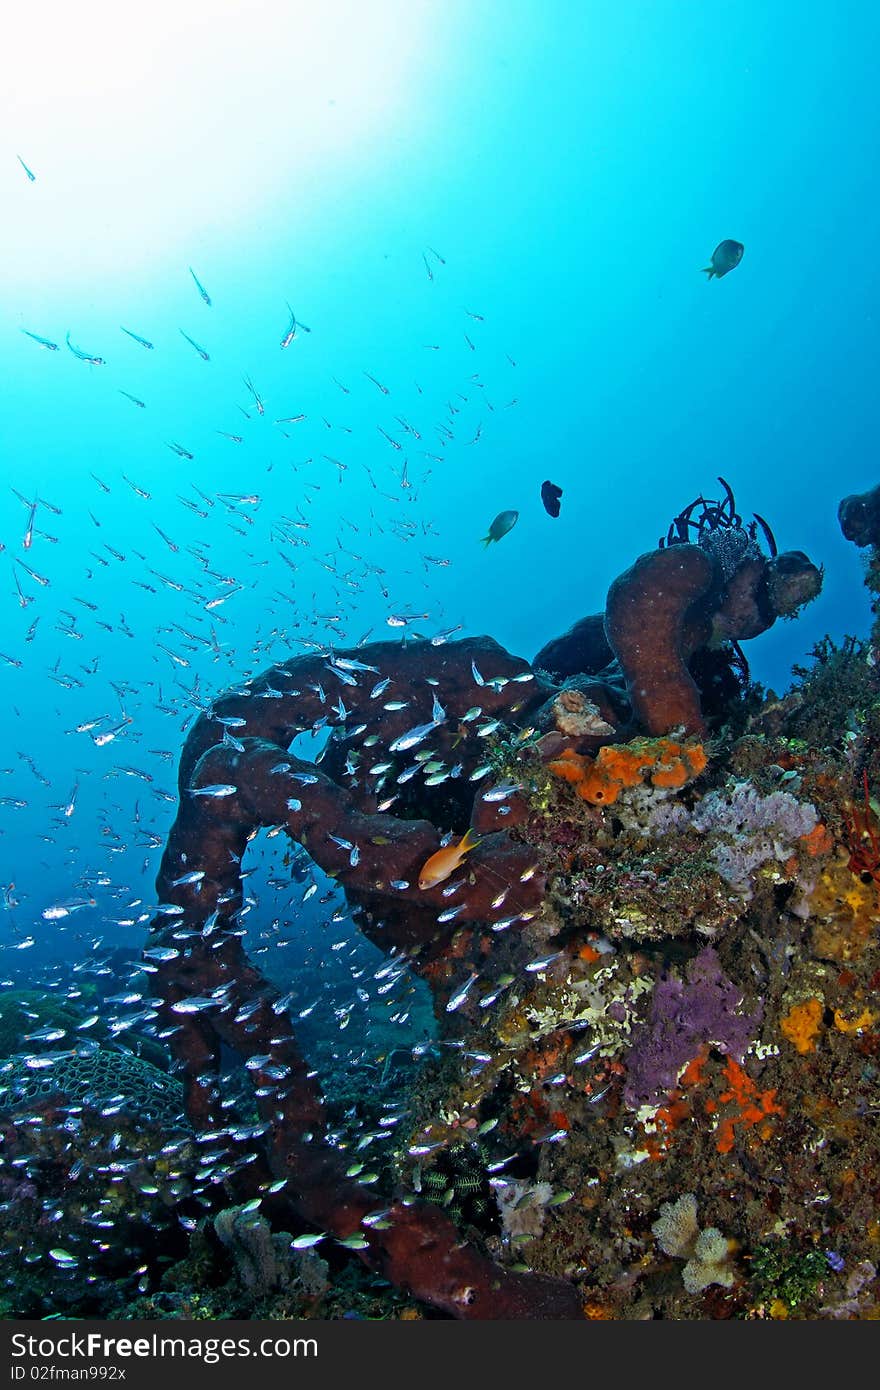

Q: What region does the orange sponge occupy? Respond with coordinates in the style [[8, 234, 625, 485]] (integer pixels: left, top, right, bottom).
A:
[[549, 736, 707, 806], [780, 997, 823, 1054]]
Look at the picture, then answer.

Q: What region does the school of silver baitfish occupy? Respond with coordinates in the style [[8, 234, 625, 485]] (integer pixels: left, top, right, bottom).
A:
[[0, 219, 542, 1306]]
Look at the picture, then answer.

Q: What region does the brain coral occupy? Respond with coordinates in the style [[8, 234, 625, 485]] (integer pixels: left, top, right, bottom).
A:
[[0, 1044, 187, 1127]]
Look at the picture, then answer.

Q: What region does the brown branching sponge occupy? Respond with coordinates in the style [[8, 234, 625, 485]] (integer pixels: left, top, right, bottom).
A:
[[839, 483, 880, 550], [605, 545, 715, 735], [839, 482, 880, 647], [150, 637, 581, 1318], [541, 541, 822, 737]]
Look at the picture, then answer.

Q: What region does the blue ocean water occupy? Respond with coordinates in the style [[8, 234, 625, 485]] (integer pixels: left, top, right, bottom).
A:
[[1, 0, 878, 976]]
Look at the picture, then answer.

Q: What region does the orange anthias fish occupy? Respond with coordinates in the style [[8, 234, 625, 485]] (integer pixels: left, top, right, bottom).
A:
[[418, 828, 481, 890]]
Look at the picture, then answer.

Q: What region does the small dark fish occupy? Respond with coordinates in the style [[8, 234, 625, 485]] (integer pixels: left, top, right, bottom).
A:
[[480, 509, 518, 547], [541, 480, 562, 518], [17, 156, 36, 182], [702, 240, 744, 280]]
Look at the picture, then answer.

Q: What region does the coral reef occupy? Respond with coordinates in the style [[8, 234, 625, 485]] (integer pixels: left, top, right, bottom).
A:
[[139, 481, 880, 1321]]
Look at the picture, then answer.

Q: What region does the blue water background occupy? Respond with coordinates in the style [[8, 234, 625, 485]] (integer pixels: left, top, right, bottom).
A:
[[1, 1, 878, 977]]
